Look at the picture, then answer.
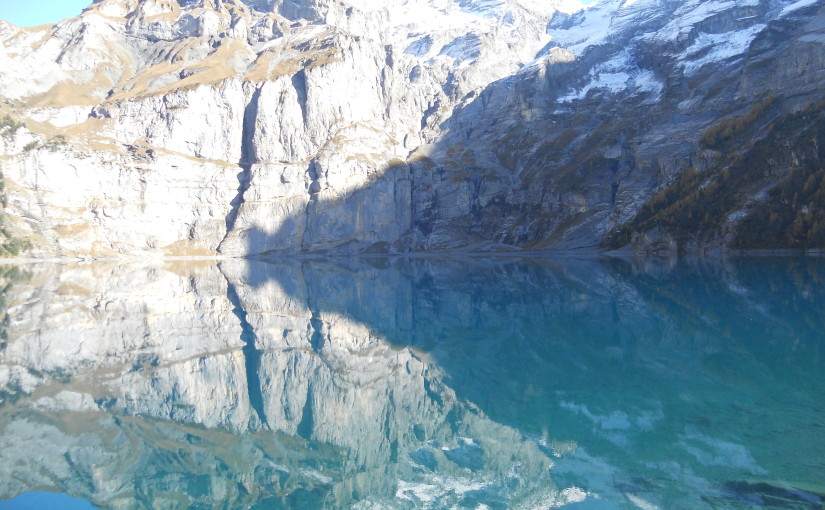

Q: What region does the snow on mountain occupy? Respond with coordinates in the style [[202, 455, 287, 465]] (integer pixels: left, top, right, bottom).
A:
[[0, 0, 823, 257], [544, 0, 812, 103], [556, 49, 663, 103], [681, 23, 766, 74], [780, 0, 820, 15]]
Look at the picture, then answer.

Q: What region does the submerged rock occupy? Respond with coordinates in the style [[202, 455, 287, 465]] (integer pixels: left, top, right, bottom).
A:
[[726, 479, 825, 508]]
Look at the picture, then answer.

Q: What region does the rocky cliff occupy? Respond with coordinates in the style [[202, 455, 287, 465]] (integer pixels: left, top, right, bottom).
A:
[[1, 0, 824, 256]]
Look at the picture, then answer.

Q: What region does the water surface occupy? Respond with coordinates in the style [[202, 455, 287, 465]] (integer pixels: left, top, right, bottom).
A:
[[0, 257, 823, 509]]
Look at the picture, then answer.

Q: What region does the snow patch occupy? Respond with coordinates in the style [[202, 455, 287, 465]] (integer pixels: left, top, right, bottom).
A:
[[557, 50, 662, 102], [560, 400, 664, 431], [547, 1, 615, 54], [27, 106, 92, 128], [439, 33, 483, 63], [780, 0, 819, 16], [460, 0, 507, 17], [727, 208, 750, 223], [522, 486, 591, 508], [522, 0, 585, 16], [300, 468, 333, 484], [34, 391, 99, 412], [396, 477, 489, 505], [650, 0, 761, 43], [680, 431, 766, 473], [682, 24, 765, 74]]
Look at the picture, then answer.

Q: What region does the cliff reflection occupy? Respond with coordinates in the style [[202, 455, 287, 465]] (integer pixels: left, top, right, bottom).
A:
[[1, 257, 824, 509]]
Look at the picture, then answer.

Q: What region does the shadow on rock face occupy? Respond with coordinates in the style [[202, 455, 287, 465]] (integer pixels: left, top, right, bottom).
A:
[[226, 1, 825, 257]]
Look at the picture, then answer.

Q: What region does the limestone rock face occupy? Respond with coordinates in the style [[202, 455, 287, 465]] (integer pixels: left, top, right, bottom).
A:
[[1, 0, 824, 256], [0, 0, 570, 256]]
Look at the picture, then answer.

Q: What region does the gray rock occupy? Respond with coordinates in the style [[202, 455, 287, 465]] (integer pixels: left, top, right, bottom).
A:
[[1, 0, 823, 256]]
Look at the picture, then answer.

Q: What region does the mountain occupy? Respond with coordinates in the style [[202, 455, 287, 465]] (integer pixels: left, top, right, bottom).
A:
[[434, 0, 825, 254], [0, 0, 823, 257]]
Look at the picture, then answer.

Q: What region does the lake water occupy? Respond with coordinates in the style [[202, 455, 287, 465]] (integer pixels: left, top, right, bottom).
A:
[[0, 256, 823, 509]]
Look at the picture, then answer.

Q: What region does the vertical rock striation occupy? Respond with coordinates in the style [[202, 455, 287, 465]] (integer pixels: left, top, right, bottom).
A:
[[1, 0, 824, 256]]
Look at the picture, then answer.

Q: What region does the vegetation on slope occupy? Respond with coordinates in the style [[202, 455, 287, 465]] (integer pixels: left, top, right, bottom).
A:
[[0, 115, 25, 138], [603, 98, 825, 251]]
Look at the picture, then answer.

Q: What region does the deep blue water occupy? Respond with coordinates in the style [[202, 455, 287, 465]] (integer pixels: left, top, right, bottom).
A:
[[0, 256, 823, 509]]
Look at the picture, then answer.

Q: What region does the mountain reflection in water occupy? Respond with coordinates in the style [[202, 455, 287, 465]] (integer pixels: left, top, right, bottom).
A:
[[0, 257, 823, 509]]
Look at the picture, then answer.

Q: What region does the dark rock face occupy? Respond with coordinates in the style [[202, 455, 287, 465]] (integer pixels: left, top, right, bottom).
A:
[[410, 0, 825, 254]]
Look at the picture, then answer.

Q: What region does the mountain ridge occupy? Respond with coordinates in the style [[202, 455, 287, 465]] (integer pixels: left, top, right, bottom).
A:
[[1, 0, 823, 257]]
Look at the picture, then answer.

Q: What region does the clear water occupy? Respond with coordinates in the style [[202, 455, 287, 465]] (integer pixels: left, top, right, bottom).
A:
[[0, 257, 823, 509]]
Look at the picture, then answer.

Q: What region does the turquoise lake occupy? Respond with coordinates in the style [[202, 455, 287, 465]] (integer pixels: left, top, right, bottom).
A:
[[0, 256, 823, 509]]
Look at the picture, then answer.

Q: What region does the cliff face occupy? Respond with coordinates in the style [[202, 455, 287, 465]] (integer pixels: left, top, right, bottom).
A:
[[0, 0, 823, 256], [414, 0, 825, 253], [0, 0, 570, 257]]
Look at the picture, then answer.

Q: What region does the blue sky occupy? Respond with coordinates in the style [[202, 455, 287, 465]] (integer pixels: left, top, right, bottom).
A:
[[0, 0, 601, 27], [0, 0, 92, 26]]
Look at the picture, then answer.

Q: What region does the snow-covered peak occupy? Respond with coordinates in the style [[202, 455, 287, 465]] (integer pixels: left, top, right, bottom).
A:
[[309, 0, 584, 78], [285, 0, 584, 19], [543, 0, 815, 104], [548, 0, 809, 57], [325, 0, 581, 36]]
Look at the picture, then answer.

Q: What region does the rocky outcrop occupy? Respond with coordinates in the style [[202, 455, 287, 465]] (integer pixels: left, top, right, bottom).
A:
[[1, 0, 824, 256], [0, 0, 574, 257], [409, 0, 825, 253]]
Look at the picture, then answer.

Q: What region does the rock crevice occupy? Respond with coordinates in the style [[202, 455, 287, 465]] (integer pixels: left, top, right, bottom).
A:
[[222, 84, 263, 243]]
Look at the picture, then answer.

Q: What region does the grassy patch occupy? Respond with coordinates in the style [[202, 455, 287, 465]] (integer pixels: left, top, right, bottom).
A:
[[43, 134, 67, 151], [699, 96, 775, 150], [0, 115, 24, 138]]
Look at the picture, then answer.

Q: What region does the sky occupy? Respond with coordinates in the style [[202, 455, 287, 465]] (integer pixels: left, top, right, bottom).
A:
[[0, 0, 92, 26], [0, 0, 601, 27]]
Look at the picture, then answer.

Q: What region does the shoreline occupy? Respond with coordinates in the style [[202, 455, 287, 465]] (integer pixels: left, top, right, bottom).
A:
[[1, 248, 823, 265]]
